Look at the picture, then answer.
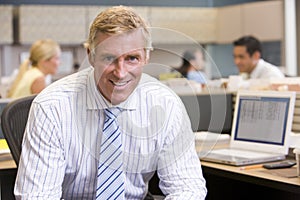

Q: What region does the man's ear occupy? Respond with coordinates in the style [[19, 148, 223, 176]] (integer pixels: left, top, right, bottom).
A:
[[252, 51, 261, 61], [145, 50, 150, 65], [145, 56, 149, 65], [87, 48, 94, 67]]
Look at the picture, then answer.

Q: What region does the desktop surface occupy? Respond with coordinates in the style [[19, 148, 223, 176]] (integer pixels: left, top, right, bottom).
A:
[[1, 152, 300, 199], [202, 160, 300, 200]]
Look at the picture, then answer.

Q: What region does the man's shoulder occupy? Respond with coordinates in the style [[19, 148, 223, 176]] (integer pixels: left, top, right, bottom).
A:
[[138, 73, 182, 103], [140, 73, 176, 94], [257, 59, 284, 78], [34, 68, 92, 104], [259, 59, 277, 69], [46, 68, 91, 91]]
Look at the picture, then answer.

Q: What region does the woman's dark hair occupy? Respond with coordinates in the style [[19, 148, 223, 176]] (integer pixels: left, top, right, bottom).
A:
[[177, 49, 198, 77]]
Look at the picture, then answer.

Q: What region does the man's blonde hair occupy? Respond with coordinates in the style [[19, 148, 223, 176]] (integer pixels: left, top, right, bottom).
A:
[[87, 6, 152, 58]]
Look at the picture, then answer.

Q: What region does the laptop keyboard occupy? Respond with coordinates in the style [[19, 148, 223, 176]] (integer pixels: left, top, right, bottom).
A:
[[211, 149, 274, 158]]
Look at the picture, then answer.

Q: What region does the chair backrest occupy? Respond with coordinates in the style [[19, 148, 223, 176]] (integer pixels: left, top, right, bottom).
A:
[[1, 95, 36, 165]]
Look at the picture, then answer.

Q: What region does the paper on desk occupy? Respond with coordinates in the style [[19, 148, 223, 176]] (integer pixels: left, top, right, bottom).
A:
[[0, 139, 10, 154]]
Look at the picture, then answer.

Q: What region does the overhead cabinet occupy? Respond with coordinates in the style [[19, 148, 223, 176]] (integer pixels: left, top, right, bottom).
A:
[[216, 1, 283, 43], [242, 1, 283, 42], [0, 5, 13, 44], [16, 1, 283, 45], [19, 5, 86, 45], [149, 7, 217, 44]]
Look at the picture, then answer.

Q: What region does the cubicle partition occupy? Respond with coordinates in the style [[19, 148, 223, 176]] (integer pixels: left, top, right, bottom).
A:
[[179, 92, 233, 134]]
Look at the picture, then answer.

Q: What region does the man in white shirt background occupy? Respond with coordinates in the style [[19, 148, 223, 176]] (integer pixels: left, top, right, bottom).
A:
[[233, 35, 284, 79]]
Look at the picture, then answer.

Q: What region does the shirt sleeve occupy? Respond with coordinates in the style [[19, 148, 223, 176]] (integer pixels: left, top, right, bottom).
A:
[[156, 99, 207, 199], [187, 71, 207, 84], [14, 102, 65, 199]]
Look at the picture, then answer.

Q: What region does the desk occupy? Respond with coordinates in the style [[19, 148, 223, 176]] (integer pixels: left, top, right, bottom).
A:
[[202, 161, 300, 200], [2, 153, 300, 200], [0, 154, 17, 200]]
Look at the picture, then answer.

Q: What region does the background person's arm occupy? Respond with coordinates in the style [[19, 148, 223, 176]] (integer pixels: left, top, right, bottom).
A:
[[31, 76, 46, 94]]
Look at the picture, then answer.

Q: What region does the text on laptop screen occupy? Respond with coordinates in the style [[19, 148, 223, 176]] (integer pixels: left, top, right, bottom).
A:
[[234, 96, 290, 145]]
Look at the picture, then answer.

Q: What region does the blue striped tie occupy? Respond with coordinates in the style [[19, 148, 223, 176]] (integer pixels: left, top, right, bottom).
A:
[[96, 107, 125, 200]]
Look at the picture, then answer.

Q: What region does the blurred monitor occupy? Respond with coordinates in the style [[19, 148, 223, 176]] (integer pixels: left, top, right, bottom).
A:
[[180, 93, 233, 134]]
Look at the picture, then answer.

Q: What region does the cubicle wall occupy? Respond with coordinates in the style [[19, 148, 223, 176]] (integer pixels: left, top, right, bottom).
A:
[[292, 93, 300, 133], [0, 1, 285, 79], [0, 5, 13, 44]]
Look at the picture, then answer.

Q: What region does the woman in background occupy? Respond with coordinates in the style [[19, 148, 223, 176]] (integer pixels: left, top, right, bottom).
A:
[[177, 49, 208, 84], [7, 39, 61, 98]]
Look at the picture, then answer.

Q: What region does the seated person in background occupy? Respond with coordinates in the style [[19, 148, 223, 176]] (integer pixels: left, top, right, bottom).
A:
[[233, 35, 284, 79], [177, 49, 208, 84], [7, 39, 61, 98], [14, 6, 207, 199]]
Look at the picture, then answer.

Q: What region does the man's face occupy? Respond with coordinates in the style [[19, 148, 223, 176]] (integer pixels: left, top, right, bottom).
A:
[[233, 46, 258, 74], [89, 29, 147, 105]]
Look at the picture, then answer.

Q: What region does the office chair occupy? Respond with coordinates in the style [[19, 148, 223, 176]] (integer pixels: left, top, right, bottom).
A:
[[1, 95, 36, 165], [0, 94, 164, 199]]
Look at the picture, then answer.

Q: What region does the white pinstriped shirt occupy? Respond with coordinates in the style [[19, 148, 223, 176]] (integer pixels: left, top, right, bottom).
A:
[[15, 66, 207, 199]]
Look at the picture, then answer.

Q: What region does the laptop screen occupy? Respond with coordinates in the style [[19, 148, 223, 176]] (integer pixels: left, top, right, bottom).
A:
[[234, 95, 291, 145]]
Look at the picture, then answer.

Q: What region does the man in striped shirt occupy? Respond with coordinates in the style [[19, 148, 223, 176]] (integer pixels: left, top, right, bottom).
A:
[[15, 6, 207, 199]]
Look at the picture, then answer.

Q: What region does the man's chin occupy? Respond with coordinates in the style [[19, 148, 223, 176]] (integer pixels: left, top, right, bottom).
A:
[[238, 69, 247, 73], [109, 94, 128, 105]]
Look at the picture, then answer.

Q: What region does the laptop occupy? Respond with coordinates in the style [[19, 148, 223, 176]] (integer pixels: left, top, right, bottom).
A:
[[200, 90, 296, 166]]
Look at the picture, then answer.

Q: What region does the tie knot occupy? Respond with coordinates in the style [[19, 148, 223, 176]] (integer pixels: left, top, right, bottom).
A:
[[104, 107, 122, 120]]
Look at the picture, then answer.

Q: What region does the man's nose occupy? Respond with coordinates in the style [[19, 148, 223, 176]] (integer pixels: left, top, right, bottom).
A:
[[113, 58, 127, 78], [234, 58, 240, 65]]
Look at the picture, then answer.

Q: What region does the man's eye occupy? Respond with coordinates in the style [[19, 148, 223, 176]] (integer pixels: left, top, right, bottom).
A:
[[104, 56, 115, 63], [126, 56, 139, 63]]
